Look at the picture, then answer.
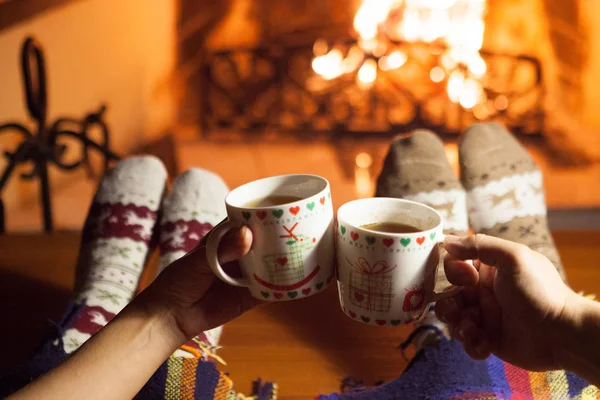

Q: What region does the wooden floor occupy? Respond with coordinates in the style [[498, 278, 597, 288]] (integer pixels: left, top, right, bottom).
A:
[[1, 231, 599, 399]]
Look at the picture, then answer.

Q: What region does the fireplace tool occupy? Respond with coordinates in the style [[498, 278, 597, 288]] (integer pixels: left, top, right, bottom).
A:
[[0, 36, 120, 233]]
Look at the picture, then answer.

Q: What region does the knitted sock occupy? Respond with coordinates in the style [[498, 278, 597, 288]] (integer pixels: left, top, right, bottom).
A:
[[459, 123, 565, 280], [376, 130, 469, 348], [60, 156, 167, 353], [158, 168, 229, 358]]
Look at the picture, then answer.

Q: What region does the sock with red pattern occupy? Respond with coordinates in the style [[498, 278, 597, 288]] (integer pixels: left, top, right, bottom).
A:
[[158, 168, 230, 357], [60, 156, 167, 353]]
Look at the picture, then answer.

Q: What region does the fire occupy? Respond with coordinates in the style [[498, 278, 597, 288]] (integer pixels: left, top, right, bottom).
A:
[[312, 0, 488, 110]]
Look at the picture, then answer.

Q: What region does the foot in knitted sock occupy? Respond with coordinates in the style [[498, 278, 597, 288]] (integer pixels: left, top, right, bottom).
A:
[[376, 130, 469, 348], [376, 130, 468, 236], [158, 168, 229, 358], [61, 157, 167, 353], [459, 123, 565, 280]]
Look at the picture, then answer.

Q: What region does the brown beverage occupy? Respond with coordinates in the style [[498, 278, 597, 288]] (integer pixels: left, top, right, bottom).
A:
[[243, 195, 304, 208], [360, 222, 421, 234]]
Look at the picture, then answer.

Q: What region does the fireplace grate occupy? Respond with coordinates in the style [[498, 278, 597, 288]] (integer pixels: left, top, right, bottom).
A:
[[199, 41, 545, 140]]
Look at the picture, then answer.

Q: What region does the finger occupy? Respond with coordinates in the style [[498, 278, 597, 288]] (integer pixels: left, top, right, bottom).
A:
[[456, 316, 492, 360], [460, 285, 480, 306], [444, 253, 479, 286], [435, 296, 463, 324], [444, 234, 528, 271], [479, 284, 503, 342], [218, 226, 253, 265], [463, 338, 493, 360], [453, 317, 485, 344]]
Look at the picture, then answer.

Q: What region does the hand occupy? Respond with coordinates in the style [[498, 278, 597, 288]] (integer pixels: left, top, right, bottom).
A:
[[139, 223, 260, 343], [435, 234, 575, 371]]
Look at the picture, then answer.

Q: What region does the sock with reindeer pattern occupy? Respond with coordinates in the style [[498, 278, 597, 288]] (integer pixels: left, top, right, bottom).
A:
[[60, 156, 167, 353], [459, 123, 565, 280]]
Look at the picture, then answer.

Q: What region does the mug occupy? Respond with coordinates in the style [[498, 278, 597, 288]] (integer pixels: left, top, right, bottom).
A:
[[206, 174, 335, 301], [336, 198, 458, 326]]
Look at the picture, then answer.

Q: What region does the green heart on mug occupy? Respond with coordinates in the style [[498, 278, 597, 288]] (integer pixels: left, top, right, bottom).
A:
[[400, 238, 411, 247], [316, 282, 324, 290], [430, 232, 436, 240], [365, 236, 376, 245], [360, 316, 370, 323], [242, 212, 251, 220], [272, 209, 284, 218], [260, 291, 270, 299], [340, 225, 346, 235], [390, 320, 401, 326], [306, 201, 315, 211], [287, 291, 298, 298]]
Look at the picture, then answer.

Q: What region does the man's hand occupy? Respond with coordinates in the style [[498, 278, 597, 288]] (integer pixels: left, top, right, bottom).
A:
[[435, 234, 574, 371]]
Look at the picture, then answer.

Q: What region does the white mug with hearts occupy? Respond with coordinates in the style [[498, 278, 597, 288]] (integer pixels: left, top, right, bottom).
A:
[[206, 174, 335, 301], [336, 198, 459, 326]]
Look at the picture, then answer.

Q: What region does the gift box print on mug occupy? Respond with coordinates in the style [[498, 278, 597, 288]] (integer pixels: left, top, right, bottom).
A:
[[255, 220, 323, 297], [347, 257, 396, 313]]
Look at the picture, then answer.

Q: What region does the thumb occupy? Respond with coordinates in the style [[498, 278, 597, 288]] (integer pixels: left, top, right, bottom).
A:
[[217, 225, 253, 265], [443, 234, 527, 271]]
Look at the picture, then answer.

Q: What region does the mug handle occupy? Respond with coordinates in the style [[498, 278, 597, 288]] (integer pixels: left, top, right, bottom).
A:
[[431, 232, 463, 302], [206, 219, 251, 287]]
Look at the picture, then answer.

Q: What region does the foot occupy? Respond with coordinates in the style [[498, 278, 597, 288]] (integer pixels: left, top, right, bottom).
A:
[[61, 156, 167, 353], [158, 168, 229, 358], [459, 123, 565, 280]]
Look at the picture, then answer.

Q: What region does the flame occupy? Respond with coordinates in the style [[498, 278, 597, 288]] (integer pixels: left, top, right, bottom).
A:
[[312, 49, 343, 80], [358, 59, 378, 88], [311, 0, 488, 108]]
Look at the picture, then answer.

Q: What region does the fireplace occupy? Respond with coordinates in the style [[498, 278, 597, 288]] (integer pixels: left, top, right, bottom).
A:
[[175, 0, 593, 157]]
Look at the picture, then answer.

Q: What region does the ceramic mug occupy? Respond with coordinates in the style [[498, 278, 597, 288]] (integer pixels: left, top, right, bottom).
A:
[[336, 198, 459, 326], [206, 174, 335, 301]]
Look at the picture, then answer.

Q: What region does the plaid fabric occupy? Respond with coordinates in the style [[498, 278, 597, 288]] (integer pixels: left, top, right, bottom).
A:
[[319, 338, 596, 400]]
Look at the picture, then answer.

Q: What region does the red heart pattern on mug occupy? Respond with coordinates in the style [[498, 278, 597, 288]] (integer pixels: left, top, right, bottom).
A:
[[273, 292, 283, 300], [350, 232, 359, 241], [302, 287, 312, 296], [320, 197, 326, 205], [383, 238, 394, 248], [256, 211, 267, 220], [349, 311, 357, 318], [354, 291, 365, 302], [416, 236, 425, 245], [277, 257, 288, 266], [376, 320, 386, 326], [289, 206, 300, 215]]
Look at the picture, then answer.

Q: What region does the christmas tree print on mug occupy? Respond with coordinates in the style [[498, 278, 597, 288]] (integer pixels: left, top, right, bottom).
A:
[[207, 174, 335, 300], [336, 198, 461, 326]]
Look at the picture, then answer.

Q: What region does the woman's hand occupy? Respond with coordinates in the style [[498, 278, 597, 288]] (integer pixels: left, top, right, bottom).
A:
[[140, 223, 260, 343], [435, 234, 574, 371]]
